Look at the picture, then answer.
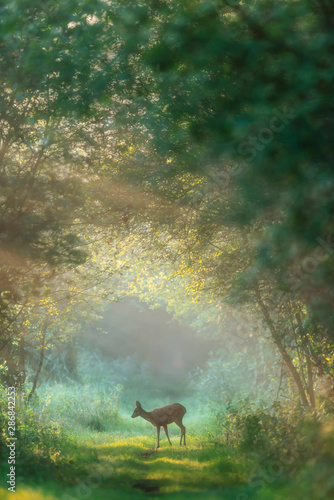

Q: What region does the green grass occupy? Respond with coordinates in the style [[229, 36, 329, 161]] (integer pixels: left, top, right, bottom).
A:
[[1, 424, 334, 500], [1, 390, 334, 500], [0, 431, 250, 500], [0, 420, 292, 500]]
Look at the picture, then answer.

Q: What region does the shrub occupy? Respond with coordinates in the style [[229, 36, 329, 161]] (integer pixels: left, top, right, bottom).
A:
[[216, 399, 321, 473]]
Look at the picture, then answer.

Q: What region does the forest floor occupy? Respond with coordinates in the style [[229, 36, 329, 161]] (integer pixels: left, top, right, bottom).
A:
[[0, 431, 295, 500]]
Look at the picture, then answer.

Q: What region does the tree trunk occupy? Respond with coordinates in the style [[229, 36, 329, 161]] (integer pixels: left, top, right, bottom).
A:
[[295, 312, 316, 408], [254, 285, 310, 407], [306, 355, 316, 408], [28, 330, 46, 403]]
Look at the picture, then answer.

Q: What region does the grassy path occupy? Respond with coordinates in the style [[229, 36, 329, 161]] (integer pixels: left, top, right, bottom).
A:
[[1, 407, 332, 499], [1, 434, 254, 500]]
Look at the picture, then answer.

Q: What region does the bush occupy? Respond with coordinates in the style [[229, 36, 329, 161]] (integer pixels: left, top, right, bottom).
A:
[[0, 384, 73, 480], [1, 379, 123, 481], [216, 400, 322, 472]]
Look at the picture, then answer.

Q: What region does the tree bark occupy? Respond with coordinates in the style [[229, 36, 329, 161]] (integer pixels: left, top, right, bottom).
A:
[[254, 284, 310, 407]]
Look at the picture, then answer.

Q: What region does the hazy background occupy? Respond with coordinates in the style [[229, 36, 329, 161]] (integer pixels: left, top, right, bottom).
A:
[[83, 297, 219, 384]]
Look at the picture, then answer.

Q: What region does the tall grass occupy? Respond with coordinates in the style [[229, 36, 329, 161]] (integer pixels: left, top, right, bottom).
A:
[[1, 379, 334, 500]]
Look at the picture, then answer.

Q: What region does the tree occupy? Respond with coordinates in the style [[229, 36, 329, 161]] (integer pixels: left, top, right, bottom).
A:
[[1, 0, 333, 408], [109, 0, 334, 340]]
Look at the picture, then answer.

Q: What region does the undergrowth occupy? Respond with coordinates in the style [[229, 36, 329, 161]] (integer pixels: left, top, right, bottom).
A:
[[1, 384, 334, 499]]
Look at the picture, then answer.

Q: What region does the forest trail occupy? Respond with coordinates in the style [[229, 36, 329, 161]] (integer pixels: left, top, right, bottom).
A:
[[0, 434, 252, 500]]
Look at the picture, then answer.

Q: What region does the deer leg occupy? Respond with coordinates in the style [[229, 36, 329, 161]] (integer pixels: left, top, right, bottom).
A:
[[182, 424, 186, 446], [175, 422, 183, 445], [156, 426, 160, 448], [163, 425, 172, 446], [179, 425, 185, 446], [175, 418, 186, 446]]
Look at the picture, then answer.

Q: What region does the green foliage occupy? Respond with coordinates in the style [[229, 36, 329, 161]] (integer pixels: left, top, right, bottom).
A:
[[33, 382, 121, 434], [1, 377, 334, 500], [0, 384, 71, 480], [0, 387, 8, 460], [217, 399, 334, 500], [107, 0, 334, 340], [216, 400, 322, 472], [1, 383, 334, 500], [1, 0, 334, 411], [0, 0, 334, 495]]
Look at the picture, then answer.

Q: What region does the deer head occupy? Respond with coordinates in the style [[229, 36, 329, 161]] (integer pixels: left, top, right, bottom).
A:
[[131, 401, 142, 418]]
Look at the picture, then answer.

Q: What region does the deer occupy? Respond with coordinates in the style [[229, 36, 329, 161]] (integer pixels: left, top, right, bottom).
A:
[[131, 401, 186, 448]]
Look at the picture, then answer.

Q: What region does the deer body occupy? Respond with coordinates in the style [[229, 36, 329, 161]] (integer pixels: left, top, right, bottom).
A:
[[131, 401, 186, 448]]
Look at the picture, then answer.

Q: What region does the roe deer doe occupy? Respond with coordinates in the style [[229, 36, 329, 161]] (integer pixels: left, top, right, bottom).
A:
[[131, 401, 186, 448]]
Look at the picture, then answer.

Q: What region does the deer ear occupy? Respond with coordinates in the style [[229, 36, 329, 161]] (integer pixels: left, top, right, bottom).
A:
[[136, 401, 141, 408]]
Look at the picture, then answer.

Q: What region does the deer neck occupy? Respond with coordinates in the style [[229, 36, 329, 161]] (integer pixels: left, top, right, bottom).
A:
[[139, 408, 155, 425]]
